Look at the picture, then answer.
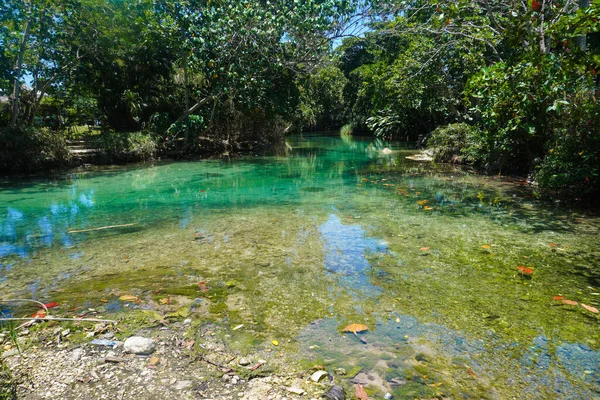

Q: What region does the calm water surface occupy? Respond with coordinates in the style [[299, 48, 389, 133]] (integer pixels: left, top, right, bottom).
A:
[[1, 134, 599, 398]]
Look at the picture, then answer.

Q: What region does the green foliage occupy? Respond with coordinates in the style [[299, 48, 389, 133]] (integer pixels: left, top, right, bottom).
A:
[[535, 97, 600, 197], [297, 65, 348, 130], [427, 123, 482, 164], [91, 131, 159, 163], [340, 123, 354, 137], [0, 357, 16, 400], [0, 127, 70, 173]]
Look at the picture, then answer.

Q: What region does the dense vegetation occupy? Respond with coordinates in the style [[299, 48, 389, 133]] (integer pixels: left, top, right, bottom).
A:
[[1, 0, 599, 200]]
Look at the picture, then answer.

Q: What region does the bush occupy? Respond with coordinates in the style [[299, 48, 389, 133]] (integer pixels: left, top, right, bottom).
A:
[[0, 127, 71, 173], [535, 99, 600, 199], [426, 123, 482, 163], [91, 131, 159, 163]]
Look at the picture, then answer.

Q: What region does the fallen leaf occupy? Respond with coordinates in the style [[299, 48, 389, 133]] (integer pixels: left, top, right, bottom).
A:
[[100, 299, 108, 303], [581, 303, 599, 313], [198, 282, 209, 293], [40, 302, 59, 309], [271, 340, 279, 346], [232, 324, 244, 331], [466, 366, 477, 378], [561, 299, 578, 306], [481, 245, 491, 249], [342, 323, 369, 333], [552, 296, 564, 301], [419, 247, 430, 251], [417, 200, 428, 205], [250, 361, 265, 371], [119, 295, 138, 302], [149, 356, 160, 366], [548, 243, 559, 247], [517, 266, 533, 275], [427, 382, 443, 387], [32, 311, 46, 318], [159, 298, 171, 305], [355, 383, 369, 400], [423, 206, 433, 210]]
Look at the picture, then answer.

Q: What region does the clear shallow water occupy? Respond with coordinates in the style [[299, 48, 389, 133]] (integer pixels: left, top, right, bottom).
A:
[[1, 133, 600, 398]]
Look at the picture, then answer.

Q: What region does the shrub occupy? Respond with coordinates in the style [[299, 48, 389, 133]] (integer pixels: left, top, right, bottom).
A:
[[426, 123, 482, 163], [534, 98, 600, 200], [91, 131, 159, 163], [0, 127, 71, 173]]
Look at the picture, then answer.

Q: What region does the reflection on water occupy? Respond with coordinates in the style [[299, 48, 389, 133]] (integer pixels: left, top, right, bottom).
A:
[[320, 214, 387, 299], [1, 133, 599, 398]]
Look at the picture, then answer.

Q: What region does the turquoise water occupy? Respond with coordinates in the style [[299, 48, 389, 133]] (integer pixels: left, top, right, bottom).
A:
[[1, 133, 600, 398]]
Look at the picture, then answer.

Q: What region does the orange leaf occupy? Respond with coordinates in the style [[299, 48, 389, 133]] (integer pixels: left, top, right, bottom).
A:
[[198, 282, 210, 293], [581, 303, 599, 314], [420, 247, 430, 251], [467, 366, 477, 378], [32, 311, 46, 318], [561, 299, 578, 306], [160, 297, 171, 305], [548, 243, 558, 247], [552, 296, 564, 301], [342, 323, 369, 333], [517, 266, 533, 275], [355, 383, 369, 400], [423, 206, 433, 210], [481, 245, 491, 249], [417, 200, 428, 205]]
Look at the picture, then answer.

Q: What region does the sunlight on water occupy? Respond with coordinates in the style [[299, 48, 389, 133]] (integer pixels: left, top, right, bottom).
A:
[[1, 133, 599, 398]]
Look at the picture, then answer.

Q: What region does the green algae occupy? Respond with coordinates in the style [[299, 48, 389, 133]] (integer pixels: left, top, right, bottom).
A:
[[1, 133, 600, 398]]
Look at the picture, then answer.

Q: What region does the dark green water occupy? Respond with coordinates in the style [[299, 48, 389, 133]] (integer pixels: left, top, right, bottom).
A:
[[1, 133, 599, 398]]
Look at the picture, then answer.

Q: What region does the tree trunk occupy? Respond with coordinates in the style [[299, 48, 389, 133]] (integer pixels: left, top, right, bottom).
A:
[[9, 18, 31, 127], [183, 53, 190, 145], [576, 0, 590, 51]]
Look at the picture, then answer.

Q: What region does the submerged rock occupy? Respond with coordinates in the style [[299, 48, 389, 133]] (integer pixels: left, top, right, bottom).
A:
[[322, 385, 346, 400], [310, 370, 328, 382], [123, 336, 155, 355]]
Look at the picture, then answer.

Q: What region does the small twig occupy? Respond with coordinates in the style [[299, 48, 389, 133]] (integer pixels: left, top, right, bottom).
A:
[[200, 355, 235, 373], [0, 298, 48, 314], [68, 223, 138, 234], [352, 331, 368, 344], [1, 317, 117, 324]]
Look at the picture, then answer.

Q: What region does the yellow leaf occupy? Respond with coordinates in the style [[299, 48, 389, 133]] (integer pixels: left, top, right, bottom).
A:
[[272, 340, 279, 346], [481, 245, 491, 249], [342, 323, 369, 333], [119, 295, 138, 302]]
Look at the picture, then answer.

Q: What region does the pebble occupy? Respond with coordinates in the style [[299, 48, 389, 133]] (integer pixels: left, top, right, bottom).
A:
[[124, 336, 156, 355], [239, 357, 251, 366], [384, 393, 393, 399], [173, 380, 192, 390], [71, 348, 83, 361], [183, 318, 192, 325], [310, 370, 328, 382], [287, 387, 306, 395]]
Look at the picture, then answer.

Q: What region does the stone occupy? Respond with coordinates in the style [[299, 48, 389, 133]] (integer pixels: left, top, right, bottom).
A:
[[384, 393, 393, 399], [239, 357, 251, 366], [183, 318, 192, 325], [310, 370, 328, 382], [71, 348, 83, 361], [123, 336, 156, 355], [287, 387, 305, 395], [173, 380, 192, 390]]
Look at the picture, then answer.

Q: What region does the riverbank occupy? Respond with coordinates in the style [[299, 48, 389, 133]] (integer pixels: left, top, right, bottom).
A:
[[2, 314, 336, 400]]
